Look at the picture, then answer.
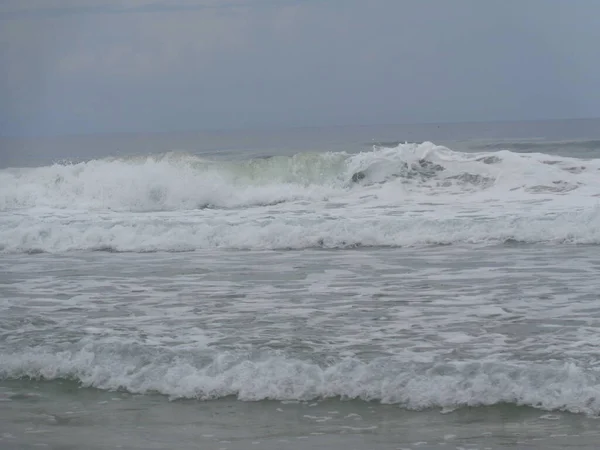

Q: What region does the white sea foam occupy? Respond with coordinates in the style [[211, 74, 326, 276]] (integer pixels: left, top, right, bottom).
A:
[[2, 207, 600, 253], [2, 345, 600, 415], [2, 142, 600, 252], [2, 236, 600, 417]]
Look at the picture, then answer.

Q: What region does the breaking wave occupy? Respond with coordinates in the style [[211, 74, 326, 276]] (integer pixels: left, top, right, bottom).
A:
[[2, 344, 600, 416], [2, 141, 594, 212], [2, 141, 600, 252]]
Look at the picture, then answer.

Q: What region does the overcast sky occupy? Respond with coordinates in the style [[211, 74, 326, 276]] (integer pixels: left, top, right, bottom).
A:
[[1, 0, 600, 136]]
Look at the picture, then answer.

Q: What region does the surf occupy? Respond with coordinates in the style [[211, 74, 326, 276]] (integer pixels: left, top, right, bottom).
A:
[[1, 141, 598, 212], [2, 141, 600, 253]]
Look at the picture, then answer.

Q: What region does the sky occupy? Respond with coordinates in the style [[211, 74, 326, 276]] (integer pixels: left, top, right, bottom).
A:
[[1, 0, 600, 136]]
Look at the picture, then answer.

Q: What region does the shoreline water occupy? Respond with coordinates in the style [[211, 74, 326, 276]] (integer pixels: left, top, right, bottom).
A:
[[3, 377, 600, 450]]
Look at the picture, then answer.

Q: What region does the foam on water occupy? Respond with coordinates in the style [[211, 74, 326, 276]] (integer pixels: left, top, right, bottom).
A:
[[2, 242, 600, 416], [4, 132, 600, 449], [3, 207, 600, 253], [2, 141, 598, 211], [2, 344, 600, 415], [2, 141, 600, 253]]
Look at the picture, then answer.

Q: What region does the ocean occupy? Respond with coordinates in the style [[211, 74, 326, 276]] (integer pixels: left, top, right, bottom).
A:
[[2, 119, 600, 449]]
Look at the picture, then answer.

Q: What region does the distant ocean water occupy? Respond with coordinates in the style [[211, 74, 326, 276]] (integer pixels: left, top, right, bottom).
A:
[[2, 119, 600, 449]]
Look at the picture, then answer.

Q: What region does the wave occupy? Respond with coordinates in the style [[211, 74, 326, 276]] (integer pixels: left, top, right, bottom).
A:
[[2, 208, 600, 253], [2, 141, 597, 212], [2, 344, 599, 415], [2, 141, 600, 252]]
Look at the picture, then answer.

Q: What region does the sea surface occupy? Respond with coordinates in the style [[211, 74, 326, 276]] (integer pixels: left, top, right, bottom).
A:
[[2, 119, 600, 449]]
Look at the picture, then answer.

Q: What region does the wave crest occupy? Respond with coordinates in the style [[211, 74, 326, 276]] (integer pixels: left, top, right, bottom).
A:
[[2, 345, 599, 415], [3, 141, 591, 212], [2, 142, 600, 252]]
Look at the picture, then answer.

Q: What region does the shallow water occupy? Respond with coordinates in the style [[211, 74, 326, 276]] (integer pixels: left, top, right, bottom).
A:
[[3, 380, 600, 450]]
